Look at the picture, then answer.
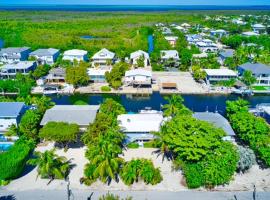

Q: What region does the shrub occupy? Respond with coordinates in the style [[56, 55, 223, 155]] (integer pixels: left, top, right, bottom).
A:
[[101, 86, 112, 92], [127, 142, 139, 149], [143, 140, 157, 148], [237, 146, 256, 173], [99, 193, 132, 200]]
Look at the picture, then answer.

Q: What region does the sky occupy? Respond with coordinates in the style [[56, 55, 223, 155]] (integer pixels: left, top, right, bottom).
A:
[[1, 0, 270, 6]]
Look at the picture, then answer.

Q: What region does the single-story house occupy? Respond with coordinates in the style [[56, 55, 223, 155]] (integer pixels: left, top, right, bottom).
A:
[[160, 50, 180, 64], [0, 47, 31, 64], [204, 69, 237, 84], [193, 112, 235, 141], [0, 102, 27, 132], [210, 29, 228, 38], [196, 41, 218, 53], [63, 49, 88, 62], [242, 31, 260, 37], [238, 62, 270, 86], [218, 49, 235, 64], [124, 69, 152, 86], [0, 61, 37, 79], [46, 67, 66, 83], [117, 112, 164, 144], [40, 105, 100, 129], [29, 48, 60, 65], [92, 48, 116, 67], [164, 36, 178, 47], [87, 67, 111, 83], [252, 24, 266, 34], [130, 50, 150, 68]]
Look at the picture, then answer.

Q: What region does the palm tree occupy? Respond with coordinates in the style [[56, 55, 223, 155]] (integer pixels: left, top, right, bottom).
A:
[[120, 159, 142, 185], [152, 132, 173, 162], [27, 149, 71, 184], [162, 95, 184, 117]]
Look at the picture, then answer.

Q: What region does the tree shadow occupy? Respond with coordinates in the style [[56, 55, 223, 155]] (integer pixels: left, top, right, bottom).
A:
[[0, 195, 16, 200]]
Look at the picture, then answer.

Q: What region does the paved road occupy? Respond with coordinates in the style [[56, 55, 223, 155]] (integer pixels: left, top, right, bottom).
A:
[[1, 190, 270, 200]]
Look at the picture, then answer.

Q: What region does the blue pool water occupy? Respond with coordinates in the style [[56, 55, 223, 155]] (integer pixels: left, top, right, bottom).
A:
[[80, 35, 95, 40], [0, 143, 12, 151], [148, 35, 154, 55]]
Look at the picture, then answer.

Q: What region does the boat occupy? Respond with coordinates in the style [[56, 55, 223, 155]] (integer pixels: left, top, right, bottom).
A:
[[139, 107, 163, 114], [43, 85, 59, 95], [231, 88, 253, 96]]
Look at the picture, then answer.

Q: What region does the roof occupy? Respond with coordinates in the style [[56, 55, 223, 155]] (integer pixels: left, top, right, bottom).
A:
[[164, 36, 178, 41], [63, 49, 87, 56], [125, 69, 152, 77], [0, 47, 30, 55], [92, 48, 115, 60], [252, 24, 266, 28], [181, 23, 191, 27], [193, 112, 235, 136], [238, 62, 270, 75], [117, 113, 163, 133], [0, 102, 25, 117], [160, 50, 179, 59], [204, 69, 237, 76], [130, 50, 149, 59], [40, 105, 100, 126], [87, 68, 110, 76], [48, 67, 66, 76], [1, 61, 36, 70], [30, 48, 59, 56], [162, 83, 177, 88], [242, 32, 259, 36], [219, 49, 235, 58]]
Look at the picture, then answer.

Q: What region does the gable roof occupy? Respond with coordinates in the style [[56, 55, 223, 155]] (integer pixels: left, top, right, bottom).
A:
[[63, 49, 87, 56], [0, 102, 25, 117], [125, 69, 152, 77], [1, 61, 36, 70], [160, 50, 179, 59], [30, 48, 60, 56], [219, 49, 235, 58], [204, 69, 237, 76], [238, 62, 270, 75], [0, 47, 30, 56], [130, 50, 149, 59], [92, 48, 115, 60]]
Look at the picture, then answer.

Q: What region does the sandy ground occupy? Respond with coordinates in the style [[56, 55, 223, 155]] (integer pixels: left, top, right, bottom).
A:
[[4, 144, 270, 192]]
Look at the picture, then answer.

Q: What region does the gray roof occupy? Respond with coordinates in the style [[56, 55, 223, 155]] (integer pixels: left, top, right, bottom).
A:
[[0, 102, 25, 117], [193, 112, 235, 136], [40, 105, 100, 126], [219, 49, 235, 58], [0, 47, 30, 55], [49, 67, 66, 76], [238, 62, 270, 75], [30, 48, 59, 56]]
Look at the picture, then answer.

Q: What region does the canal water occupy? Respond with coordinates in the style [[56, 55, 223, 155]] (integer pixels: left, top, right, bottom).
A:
[[148, 35, 154, 55], [51, 92, 270, 115]]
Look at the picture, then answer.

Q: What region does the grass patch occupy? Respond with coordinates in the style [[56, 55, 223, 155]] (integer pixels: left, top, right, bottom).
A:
[[252, 86, 270, 91]]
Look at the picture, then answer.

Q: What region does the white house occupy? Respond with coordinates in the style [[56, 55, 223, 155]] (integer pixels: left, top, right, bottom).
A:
[[160, 50, 180, 65], [252, 24, 266, 34], [181, 23, 191, 29], [0, 61, 37, 79], [204, 69, 237, 84], [29, 48, 60, 65], [210, 29, 228, 38], [232, 19, 246, 25], [87, 67, 111, 83], [164, 36, 178, 47], [242, 31, 260, 37], [63, 49, 88, 62], [130, 50, 150, 68], [117, 112, 163, 144], [92, 48, 116, 67], [0, 102, 27, 132], [0, 47, 31, 64], [196, 41, 218, 53], [124, 69, 152, 86]]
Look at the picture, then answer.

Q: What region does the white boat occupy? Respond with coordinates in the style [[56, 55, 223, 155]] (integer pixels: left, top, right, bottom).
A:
[[43, 85, 59, 95]]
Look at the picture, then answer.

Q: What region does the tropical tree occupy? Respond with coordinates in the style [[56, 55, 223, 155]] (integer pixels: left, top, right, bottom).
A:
[[162, 95, 190, 117], [152, 132, 173, 162], [242, 70, 257, 87]]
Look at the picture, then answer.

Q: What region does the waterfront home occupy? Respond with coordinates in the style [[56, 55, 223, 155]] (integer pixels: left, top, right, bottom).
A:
[[87, 67, 111, 83], [210, 29, 228, 38], [252, 24, 266, 34], [204, 69, 237, 85], [124, 69, 152, 86], [242, 31, 260, 37], [218, 49, 235, 65], [63, 49, 88, 62], [193, 112, 235, 141], [29, 48, 60, 65], [46, 67, 66, 83], [0, 102, 27, 132], [130, 50, 150, 68], [0, 61, 37, 79], [92, 48, 116, 67], [0, 47, 31, 64], [160, 50, 180, 66], [164, 36, 178, 47], [40, 105, 100, 129], [117, 111, 163, 144], [238, 62, 270, 86]]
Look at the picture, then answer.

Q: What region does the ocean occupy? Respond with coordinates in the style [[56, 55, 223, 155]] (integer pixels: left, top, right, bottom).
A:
[[0, 5, 270, 12]]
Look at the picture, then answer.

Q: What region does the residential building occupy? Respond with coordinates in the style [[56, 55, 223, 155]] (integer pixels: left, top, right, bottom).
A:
[[232, 19, 246, 25], [238, 62, 270, 86], [0, 47, 31, 64], [242, 31, 260, 37], [196, 41, 218, 53], [160, 50, 179, 63], [46, 67, 66, 83], [63, 49, 88, 62], [218, 49, 235, 65], [193, 112, 235, 141], [210, 29, 228, 38], [124, 69, 152, 86], [92, 48, 116, 67], [0, 102, 27, 132], [29, 48, 60, 65], [117, 111, 164, 144], [130, 50, 150, 68], [252, 24, 266, 34], [164, 36, 178, 47], [40, 105, 100, 129], [186, 34, 203, 44], [174, 25, 185, 32], [161, 27, 172, 35], [204, 69, 237, 84], [181, 23, 191, 29], [0, 61, 37, 79], [87, 67, 110, 83]]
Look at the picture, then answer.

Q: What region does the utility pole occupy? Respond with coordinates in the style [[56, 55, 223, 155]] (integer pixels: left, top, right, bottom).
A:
[[67, 177, 71, 200], [253, 184, 256, 200]]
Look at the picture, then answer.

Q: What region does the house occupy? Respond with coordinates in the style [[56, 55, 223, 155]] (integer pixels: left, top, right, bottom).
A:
[[46, 67, 66, 83], [0, 61, 37, 79], [29, 48, 60, 65], [130, 50, 150, 68], [0, 47, 31, 64], [124, 69, 152, 86], [160, 50, 180, 66], [186, 34, 203, 45], [218, 49, 235, 65], [210, 29, 228, 38], [92, 48, 116, 67], [196, 41, 218, 53], [63, 49, 88, 62], [232, 19, 246, 25], [238, 62, 270, 86], [164, 36, 178, 47], [87, 67, 110, 83], [40, 105, 100, 129], [117, 112, 163, 144], [181, 23, 191, 29], [252, 24, 266, 34], [174, 26, 185, 32], [0, 102, 27, 132], [242, 31, 260, 37], [204, 69, 237, 84], [161, 27, 172, 35], [193, 112, 235, 141]]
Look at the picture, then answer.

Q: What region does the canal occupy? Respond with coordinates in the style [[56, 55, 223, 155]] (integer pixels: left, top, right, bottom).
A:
[[50, 92, 270, 115]]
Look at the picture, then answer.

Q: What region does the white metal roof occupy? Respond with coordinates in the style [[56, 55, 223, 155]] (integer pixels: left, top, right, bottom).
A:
[[130, 50, 149, 59], [164, 36, 178, 41], [30, 48, 59, 56], [204, 69, 237, 76], [160, 50, 179, 59], [63, 49, 87, 56], [87, 68, 110, 76], [92, 48, 115, 59], [125, 69, 152, 77], [1, 61, 36, 70]]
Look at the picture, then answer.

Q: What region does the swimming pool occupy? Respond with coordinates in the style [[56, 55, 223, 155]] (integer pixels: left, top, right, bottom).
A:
[[0, 143, 13, 152]]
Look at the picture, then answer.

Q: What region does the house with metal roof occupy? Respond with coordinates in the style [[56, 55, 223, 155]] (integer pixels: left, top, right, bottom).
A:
[[124, 69, 152, 86], [87, 67, 111, 83], [0, 47, 31, 64], [130, 50, 150, 68], [63, 49, 88, 63], [204, 69, 237, 85], [193, 112, 235, 141], [238, 62, 270, 86], [164, 36, 178, 47], [252, 24, 266, 34], [46, 67, 66, 83], [0, 61, 37, 79], [92, 48, 116, 67], [29, 48, 60, 65], [218, 49, 235, 65], [40, 105, 100, 129], [0, 102, 27, 132], [210, 29, 228, 38]]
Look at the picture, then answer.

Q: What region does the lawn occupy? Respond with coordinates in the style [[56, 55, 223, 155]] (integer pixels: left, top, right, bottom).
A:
[[252, 86, 270, 91]]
